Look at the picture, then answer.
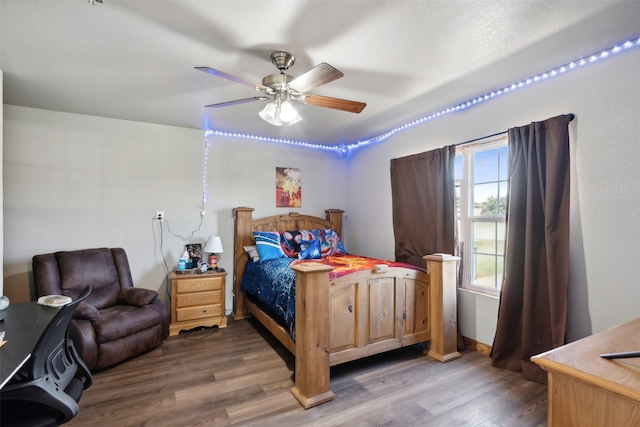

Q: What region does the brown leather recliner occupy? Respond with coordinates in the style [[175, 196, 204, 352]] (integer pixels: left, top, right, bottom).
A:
[[33, 248, 169, 371]]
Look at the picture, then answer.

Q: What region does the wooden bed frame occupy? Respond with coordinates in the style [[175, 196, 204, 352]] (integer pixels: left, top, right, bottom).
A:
[[233, 207, 460, 409]]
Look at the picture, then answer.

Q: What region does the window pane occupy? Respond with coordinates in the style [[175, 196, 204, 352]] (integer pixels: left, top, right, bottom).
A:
[[472, 254, 504, 290], [473, 148, 500, 184], [455, 182, 461, 220], [473, 254, 497, 288], [455, 155, 463, 181], [471, 221, 505, 290], [498, 181, 508, 214], [499, 146, 509, 180], [497, 222, 505, 255], [473, 222, 496, 253], [474, 183, 499, 215]]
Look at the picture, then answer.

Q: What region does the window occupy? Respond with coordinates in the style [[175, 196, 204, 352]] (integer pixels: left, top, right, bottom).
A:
[[455, 135, 508, 296]]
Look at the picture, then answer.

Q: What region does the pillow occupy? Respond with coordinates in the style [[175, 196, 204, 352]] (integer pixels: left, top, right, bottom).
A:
[[321, 229, 347, 256], [253, 231, 287, 262], [280, 228, 346, 257], [280, 230, 315, 257], [243, 245, 260, 262], [298, 239, 322, 260]]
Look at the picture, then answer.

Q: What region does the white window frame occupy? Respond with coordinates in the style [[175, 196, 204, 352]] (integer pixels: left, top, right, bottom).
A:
[[456, 134, 508, 297]]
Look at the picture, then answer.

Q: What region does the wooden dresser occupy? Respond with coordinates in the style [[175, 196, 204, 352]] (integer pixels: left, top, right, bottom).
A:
[[168, 271, 228, 336], [531, 317, 640, 426]]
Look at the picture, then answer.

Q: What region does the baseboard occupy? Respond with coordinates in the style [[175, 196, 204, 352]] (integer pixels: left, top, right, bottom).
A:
[[462, 336, 492, 356]]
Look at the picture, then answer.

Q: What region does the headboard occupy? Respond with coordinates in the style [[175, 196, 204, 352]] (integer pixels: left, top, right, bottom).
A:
[[232, 207, 344, 319]]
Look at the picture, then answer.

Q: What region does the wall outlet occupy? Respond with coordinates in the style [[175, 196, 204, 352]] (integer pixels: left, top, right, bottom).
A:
[[155, 211, 165, 222]]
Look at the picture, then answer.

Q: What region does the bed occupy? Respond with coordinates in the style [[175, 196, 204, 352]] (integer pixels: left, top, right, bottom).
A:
[[232, 207, 460, 409]]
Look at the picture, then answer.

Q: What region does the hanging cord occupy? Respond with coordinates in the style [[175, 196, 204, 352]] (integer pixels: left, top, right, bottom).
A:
[[154, 132, 212, 298], [163, 216, 204, 242], [151, 213, 172, 299]]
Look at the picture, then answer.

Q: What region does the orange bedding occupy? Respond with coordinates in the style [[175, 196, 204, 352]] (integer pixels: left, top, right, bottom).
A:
[[292, 254, 424, 281]]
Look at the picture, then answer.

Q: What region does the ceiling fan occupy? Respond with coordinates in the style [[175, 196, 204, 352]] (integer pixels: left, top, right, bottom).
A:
[[196, 51, 366, 126]]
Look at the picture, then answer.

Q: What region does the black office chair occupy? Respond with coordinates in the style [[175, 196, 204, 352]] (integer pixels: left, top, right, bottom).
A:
[[0, 286, 93, 426]]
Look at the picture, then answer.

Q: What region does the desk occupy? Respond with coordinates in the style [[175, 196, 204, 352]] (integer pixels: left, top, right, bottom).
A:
[[0, 302, 60, 388], [531, 317, 640, 427]]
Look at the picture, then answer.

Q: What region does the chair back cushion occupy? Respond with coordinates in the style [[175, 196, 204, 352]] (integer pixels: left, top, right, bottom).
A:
[[34, 248, 134, 310]]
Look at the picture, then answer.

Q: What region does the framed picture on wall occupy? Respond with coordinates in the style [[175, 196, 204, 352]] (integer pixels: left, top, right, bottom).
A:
[[276, 167, 301, 208]]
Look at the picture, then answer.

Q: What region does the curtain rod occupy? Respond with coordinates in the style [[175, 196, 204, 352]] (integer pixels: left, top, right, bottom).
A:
[[455, 114, 575, 147], [454, 130, 507, 147]]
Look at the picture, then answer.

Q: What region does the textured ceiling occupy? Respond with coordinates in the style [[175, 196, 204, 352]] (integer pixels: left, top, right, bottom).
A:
[[1, 1, 639, 145]]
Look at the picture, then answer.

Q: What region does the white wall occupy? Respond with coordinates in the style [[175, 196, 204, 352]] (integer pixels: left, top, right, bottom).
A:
[[3, 50, 639, 346], [345, 49, 640, 344], [0, 70, 3, 295], [2, 106, 347, 312]]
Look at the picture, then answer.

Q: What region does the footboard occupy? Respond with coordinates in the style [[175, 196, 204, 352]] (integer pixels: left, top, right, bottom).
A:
[[327, 267, 430, 366], [232, 207, 460, 409], [290, 254, 460, 409]]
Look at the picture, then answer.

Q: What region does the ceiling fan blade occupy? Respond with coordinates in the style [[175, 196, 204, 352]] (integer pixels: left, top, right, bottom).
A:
[[205, 97, 269, 108], [195, 67, 269, 91], [301, 94, 366, 114], [288, 63, 344, 93]]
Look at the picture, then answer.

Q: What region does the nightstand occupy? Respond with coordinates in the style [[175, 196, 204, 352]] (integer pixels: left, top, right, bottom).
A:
[[168, 270, 228, 336]]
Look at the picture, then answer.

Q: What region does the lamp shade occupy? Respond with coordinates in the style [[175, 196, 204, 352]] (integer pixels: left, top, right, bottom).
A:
[[258, 101, 283, 126], [279, 100, 303, 124], [204, 235, 224, 253]]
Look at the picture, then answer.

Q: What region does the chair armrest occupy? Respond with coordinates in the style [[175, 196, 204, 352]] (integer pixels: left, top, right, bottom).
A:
[[117, 288, 158, 307], [73, 302, 100, 321]]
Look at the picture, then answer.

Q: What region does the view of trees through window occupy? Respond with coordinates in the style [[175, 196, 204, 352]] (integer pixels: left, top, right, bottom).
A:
[[480, 195, 507, 215], [455, 137, 508, 295]]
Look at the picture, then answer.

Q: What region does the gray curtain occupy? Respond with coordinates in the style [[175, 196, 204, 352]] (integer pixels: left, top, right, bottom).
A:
[[390, 145, 456, 268], [491, 114, 573, 383]]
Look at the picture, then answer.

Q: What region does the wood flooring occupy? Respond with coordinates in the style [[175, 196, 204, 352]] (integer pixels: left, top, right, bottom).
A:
[[67, 318, 548, 427]]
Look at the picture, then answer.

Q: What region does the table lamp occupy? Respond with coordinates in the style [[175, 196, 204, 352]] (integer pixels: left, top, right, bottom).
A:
[[204, 235, 224, 271]]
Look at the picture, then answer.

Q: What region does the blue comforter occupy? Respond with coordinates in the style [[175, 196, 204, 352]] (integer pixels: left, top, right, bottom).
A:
[[240, 257, 297, 340]]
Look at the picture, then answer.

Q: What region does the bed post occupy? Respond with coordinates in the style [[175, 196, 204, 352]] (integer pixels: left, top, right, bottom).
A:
[[424, 254, 462, 362], [325, 209, 345, 237], [290, 262, 335, 409], [233, 207, 254, 320]]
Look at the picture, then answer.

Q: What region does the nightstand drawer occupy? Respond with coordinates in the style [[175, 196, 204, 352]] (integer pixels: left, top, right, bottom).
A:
[[176, 304, 223, 322], [176, 290, 221, 307], [175, 277, 223, 293]]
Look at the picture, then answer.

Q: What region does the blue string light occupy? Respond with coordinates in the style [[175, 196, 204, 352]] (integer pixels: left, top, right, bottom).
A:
[[202, 135, 210, 207], [204, 35, 640, 156], [204, 129, 343, 154]]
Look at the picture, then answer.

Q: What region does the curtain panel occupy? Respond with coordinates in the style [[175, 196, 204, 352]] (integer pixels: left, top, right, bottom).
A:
[[390, 145, 456, 269], [491, 114, 573, 383]]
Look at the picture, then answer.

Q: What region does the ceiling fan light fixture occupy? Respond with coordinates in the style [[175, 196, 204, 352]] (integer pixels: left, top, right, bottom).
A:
[[279, 100, 303, 125], [259, 94, 303, 126], [259, 101, 283, 126]]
